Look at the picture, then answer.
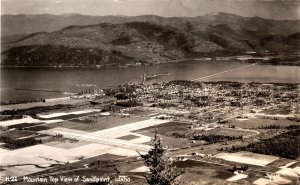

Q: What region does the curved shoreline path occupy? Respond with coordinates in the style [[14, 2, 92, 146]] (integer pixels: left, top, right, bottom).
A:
[[192, 63, 258, 81]]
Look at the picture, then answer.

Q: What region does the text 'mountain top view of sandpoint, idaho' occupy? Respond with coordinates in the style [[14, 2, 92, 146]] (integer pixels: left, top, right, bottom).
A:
[[0, 0, 299, 184]]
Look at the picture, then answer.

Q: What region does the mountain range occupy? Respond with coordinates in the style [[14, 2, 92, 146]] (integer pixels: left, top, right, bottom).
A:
[[1, 12, 300, 67]]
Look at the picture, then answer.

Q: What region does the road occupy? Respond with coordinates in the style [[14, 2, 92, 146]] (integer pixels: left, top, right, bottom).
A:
[[52, 118, 169, 152]]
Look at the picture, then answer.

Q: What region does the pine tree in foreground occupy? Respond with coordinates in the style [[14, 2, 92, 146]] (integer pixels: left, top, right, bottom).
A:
[[139, 129, 181, 185]]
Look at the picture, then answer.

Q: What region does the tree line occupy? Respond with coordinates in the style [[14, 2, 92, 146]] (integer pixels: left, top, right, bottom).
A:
[[0, 104, 74, 118], [192, 134, 242, 144], [225, 129, 300, 159], [0, 135, 42, 149], [258, 124, 300, 130]]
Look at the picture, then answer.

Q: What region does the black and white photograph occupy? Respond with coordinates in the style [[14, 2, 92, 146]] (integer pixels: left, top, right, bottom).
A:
[[0, 0, 300, 184]]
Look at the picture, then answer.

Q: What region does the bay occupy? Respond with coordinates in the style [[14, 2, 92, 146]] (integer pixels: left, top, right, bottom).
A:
[[1, 61, 299, 101]]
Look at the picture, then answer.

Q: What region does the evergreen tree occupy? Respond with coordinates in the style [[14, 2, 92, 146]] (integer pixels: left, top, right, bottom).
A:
[[139, 129, 181, 185]]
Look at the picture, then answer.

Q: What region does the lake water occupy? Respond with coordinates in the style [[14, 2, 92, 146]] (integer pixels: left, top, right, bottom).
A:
[[1, 61, 299, 101]]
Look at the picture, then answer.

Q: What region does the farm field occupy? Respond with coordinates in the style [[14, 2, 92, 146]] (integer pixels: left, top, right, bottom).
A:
[[45, 115, 147, 132], [215, 152, 279, 166]]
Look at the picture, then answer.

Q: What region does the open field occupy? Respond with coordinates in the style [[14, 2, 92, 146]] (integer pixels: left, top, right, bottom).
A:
[[0, 117, 64, 128], [0, 116, 170, 177], [0, 117, 42, 127], [44, 139, 92, 149], [45, 115, 147, 132], [0, 148, 9, 153], [276, 167, 300, 177], [215, 152, 279, 166], [0, 141, 136, 177], [0, 144, 66, 176], [37, 109, 101, 119], [253, 177, 292, 185]]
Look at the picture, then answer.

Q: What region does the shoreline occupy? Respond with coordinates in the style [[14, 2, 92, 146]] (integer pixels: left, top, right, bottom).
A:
[[1, 61, 299, 104], [0, 98, 88, 112], [1, 81, 299, 111], [1, 57, 299, 68], [0, 59, 247, 69]]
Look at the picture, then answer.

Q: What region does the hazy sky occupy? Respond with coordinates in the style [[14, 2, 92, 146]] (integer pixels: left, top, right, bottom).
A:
[[1, 0, 300, 20]]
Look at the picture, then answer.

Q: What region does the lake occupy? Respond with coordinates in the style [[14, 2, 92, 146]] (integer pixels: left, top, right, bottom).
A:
[[1, 61, 299, 101]]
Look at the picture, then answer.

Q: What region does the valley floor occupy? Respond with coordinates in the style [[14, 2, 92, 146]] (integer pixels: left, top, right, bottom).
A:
[[0, 81, 299, 184]]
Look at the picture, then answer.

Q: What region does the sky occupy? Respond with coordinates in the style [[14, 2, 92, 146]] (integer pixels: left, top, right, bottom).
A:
[[1, 0, 300, 20]]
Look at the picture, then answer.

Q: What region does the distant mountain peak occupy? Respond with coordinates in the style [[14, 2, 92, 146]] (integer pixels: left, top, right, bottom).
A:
[[204, 12, 242, 18], [59, 13, 83, 16]]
